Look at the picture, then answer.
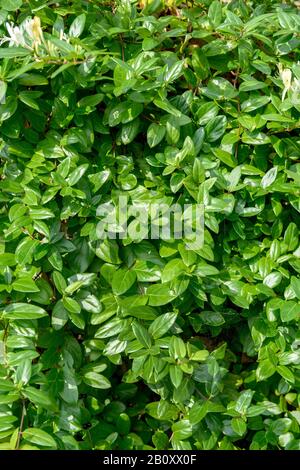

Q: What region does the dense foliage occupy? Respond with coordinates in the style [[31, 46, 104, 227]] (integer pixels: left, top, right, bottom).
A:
[[1, 0, 300, 451]]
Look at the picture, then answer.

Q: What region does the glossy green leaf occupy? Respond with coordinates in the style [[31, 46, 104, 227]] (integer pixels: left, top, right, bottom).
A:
[[2, 303, 47, 320], [148, 312, 177, 339], [112, 269, 136, 295], [22, 428, 57, 448]]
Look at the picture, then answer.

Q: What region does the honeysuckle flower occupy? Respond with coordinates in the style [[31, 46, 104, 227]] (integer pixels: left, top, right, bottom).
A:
[[0, 17, 45, 52], [24, 16, 44, 48], [6, 23, 25, 46], [278, 65, 292, 101], [0, 22, 30, 48], [278, 64, 300, 103], [59, 29, 69, 42]]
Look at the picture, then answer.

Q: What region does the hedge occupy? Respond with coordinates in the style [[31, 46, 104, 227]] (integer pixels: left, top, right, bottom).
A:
[[0, 0, 300, 451]]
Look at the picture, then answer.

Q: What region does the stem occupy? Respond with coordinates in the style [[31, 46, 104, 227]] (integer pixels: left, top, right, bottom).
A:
[[1, 321, 9, 368], [16, 400, 26, 450], [120, 34, 125, 61]]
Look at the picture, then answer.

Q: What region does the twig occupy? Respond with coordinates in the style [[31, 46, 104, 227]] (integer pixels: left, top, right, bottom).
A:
[[16, 399, 26, 450], [1, 322, 9, 367]]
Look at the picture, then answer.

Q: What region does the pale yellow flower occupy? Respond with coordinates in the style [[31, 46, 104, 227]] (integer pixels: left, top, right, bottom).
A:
[[24, 17, 44, 50]]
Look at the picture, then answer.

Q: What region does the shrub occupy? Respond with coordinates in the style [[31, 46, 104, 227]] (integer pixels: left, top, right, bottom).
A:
[[0, 0, 300, 451]]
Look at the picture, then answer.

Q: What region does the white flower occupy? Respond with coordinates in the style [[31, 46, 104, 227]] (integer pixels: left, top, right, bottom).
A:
[[278, 63, 300, 103], [0, 17, 44, 51], [0, 22, 28, 48], [278, 65, 292, 101]]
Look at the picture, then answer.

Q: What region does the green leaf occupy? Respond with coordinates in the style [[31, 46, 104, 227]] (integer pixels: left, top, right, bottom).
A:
[[77, 94, 104, 108], [280, 301, 300, 322], [192, 49, 210, 80], [169, 365, 183, 388], [284, 223, 298, 251], [65, 273, 96, 295], [153, 99, 182, 117], [213, 148, 237, 168], [52, 300, 68, 330], [263, 272, 282, 289], [200, 310, 225, 326], [235, 390, 254, 415], [132, 322, 152, 348], [190, 350, 209, 361], [29, 207, 55, 220], [196, 102, 219, 126], [112, 268, 136, 295], [68, 310, 85, 329], [291, 276, 300, 300], [256, 359, 276, 381], [0, 253, 16, 266], [0, 47, 30, 58], [69, 13, 86, 37], [22, 387, 57, 411], [19, 91, 40, 110], [22, 428, 57, 448], [277, 365, 295, 383], [205, 115, 227, 142], [241, 96, 270, 113], [12, 277, 40, 293], [2, 303, 47, 320], [95, 318, 126, 339], [120, 119, 140, 145], [163, 60, 185, 83], [170, 336, 186, 360], [63, 297, 81, 314], [189, 402, 209, 425], [95, 240, 121, 264], [16, 360, 32, 385], [3, 0, 22, 9], [152, 430, 169, 450], [231, 417, 247, 436], [83, 372, 111, 389], [147, 123, 166, 148], [116, 413, 131, 435], [0, 393, 20, 405], [261, 167, 278, 189], [203, 78, 238, 100], [15, 238, 39, 265], [171, 420, 193, 440], [109, 101, 143, 126], [67, 164, 89, 186], [208, 0, 222, 26], [147, 283, 178, 306], [161, 259, 186, 283], [149, 312, 177, 339], [0, 80, 7, 103]]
